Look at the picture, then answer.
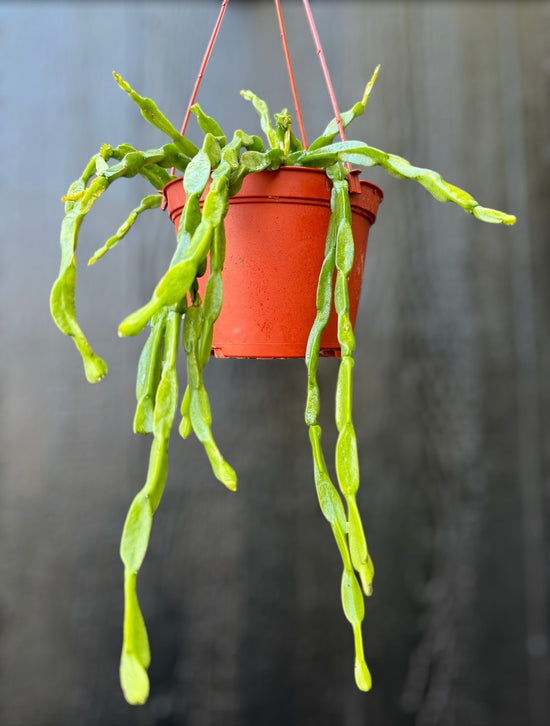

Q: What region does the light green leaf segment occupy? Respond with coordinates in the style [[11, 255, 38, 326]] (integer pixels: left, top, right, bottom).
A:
[[305, 165, 374, 690], [50, 68, 515, 704]]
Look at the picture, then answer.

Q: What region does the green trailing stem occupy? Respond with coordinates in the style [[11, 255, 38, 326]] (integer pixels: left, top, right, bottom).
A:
[[304, 164, 373, 689], [51, 140, 186, 383], [51, 172, 110, 383], [88, 194, 162, 265], [332, 175, 375, 598], [309, 424, 372, 691], [119, 308, 181, 705], [308, 64, 380, 151], [117, 134, 225, 338], [292, 140, 517, 225], [113, 71, 199, 158], [178, 155, 236, 489], [183, 304, 237, 491], [51, 69, 516, 705]]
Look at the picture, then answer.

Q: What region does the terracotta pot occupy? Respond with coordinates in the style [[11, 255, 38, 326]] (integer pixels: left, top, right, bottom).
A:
[[162, 167, 382, 358]]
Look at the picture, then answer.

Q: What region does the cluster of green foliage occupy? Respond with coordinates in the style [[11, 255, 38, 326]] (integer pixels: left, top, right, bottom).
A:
[[51, 68, 515, 704]]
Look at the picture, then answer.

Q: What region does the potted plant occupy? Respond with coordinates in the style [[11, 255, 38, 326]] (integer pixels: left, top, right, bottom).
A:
[[50, 65, 515, 705]]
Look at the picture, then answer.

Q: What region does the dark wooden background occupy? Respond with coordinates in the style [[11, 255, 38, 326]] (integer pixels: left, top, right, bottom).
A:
[[1, 1, 549, 724]]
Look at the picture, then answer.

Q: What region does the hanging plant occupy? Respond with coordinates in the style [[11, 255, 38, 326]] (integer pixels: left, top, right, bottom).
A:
[[50, 0, 515, 707]]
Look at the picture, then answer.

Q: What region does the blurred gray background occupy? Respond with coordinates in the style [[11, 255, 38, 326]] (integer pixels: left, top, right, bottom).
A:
[[1, 1, 549, 724]]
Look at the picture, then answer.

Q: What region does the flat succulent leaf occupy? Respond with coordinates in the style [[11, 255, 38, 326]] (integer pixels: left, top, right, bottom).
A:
[[184, 148, 212, 197], [190, 103, 226, 145], [120, 651, 150, 706], [341, 569, 365, 625], [355, 657, 372, 691], [120, 492, 153, 573]]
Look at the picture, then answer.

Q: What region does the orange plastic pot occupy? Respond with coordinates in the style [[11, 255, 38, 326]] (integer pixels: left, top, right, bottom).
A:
[[162, 167, 382, 358]]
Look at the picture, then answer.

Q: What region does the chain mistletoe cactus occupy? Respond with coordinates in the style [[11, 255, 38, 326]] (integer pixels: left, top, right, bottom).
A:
[[50, 67, 515, 705]]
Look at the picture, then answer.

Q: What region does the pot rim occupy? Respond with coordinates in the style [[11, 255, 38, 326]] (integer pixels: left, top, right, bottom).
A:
[[161, 165, 383, 211]]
